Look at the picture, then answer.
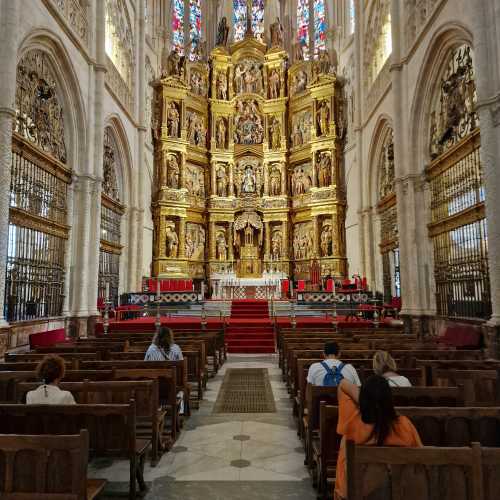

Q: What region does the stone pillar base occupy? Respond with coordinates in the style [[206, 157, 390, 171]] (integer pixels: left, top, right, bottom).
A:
[[87, 315, 100, 338], [482, 323, 500, 359], [67, 316, 91, 339], [0, 326, 11, 358], [400, 314, 431, 339]]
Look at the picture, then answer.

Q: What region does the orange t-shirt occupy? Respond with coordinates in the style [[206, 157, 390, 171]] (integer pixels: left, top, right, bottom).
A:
[[334, 387, 422, 499]]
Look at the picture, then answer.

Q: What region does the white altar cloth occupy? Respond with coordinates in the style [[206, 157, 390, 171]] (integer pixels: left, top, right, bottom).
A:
[[210, 273, 288, 299]]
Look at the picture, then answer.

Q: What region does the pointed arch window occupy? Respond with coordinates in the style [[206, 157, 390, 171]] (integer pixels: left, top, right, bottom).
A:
[[233, 0, 265, 42], [172, 0, 185, 54], [99, 127, 125, 306], [189, 0, 202, 60], [296, 0, 328, 60]]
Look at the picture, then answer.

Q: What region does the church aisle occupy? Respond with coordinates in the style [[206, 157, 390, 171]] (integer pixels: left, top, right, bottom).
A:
[[96, 355, 317, 499]]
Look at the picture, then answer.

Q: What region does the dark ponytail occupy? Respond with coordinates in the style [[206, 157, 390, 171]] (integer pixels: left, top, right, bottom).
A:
[[359, 375, 398, 446]]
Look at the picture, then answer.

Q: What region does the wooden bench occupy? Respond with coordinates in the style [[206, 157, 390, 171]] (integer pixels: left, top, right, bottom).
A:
[[0, 430, 107, 500], [0, 400, 148, 499], [345, 440, 484, 500], [15, 379, 164, 466]]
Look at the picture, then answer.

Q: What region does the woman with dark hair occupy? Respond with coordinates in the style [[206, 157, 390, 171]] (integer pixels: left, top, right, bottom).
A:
[[334, 376, 422, 499], [144, 327, 183, 361], [26, 355, 76, 404]]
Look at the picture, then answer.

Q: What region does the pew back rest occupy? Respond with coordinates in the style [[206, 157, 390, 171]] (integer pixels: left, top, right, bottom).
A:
[[345, 440, 484, 500], [0, 402, 136, 457], [0, 430, 89, 499]]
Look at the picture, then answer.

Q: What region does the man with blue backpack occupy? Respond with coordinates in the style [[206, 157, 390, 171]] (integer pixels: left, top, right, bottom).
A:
[[306, 342, 361, 386]]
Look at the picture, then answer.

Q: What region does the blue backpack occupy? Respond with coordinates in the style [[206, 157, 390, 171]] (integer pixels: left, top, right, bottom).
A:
[[320, 361, 345, 387]]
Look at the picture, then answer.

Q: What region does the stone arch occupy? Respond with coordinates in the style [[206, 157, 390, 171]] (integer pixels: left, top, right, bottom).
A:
[[366, 114, 393, 208], [408, 23, 474, 176], [17, 29, 87, 176], [103, 114, 134, 208]]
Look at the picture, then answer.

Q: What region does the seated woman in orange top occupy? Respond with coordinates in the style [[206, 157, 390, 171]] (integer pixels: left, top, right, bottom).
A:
[[334, 375, 422, 500]]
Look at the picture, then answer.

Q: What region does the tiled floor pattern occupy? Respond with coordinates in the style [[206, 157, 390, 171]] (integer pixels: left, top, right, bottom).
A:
[[94, 354, 316, 499]]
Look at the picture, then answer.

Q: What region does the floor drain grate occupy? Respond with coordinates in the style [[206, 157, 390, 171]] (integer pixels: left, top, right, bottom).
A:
[[213, 368, 276, 414]]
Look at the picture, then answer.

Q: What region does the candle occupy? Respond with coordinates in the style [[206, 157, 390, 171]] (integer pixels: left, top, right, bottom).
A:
[[156, 278, 161, 299], [105, 282, 110, 300]]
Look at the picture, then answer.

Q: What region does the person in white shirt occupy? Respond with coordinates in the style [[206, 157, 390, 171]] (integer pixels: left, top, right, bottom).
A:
[[372, 350, 412, 387], [144, 327, 184, 362], [26, 354, 76, 404], [307, 342, 361, 386]]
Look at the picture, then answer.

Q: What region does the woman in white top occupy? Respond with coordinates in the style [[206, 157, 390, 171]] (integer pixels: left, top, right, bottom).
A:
[[372, 350, 412, 387], [144, 327, 184, 362], [26, 354, 76, 404]]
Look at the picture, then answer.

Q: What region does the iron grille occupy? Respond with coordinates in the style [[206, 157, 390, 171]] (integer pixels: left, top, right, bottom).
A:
[[98, 250, 120, 306], [5, 224, 65, 321], [100, 204, 121, 244]]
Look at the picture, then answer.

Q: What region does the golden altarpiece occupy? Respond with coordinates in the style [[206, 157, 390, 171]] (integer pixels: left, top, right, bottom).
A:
[[151, 18, 346, 283]]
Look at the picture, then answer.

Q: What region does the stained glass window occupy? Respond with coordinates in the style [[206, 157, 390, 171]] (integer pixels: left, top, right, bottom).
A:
[[297, 0, 310, 60], [314, 0, 326, 55], [233, 0, 265, 42], [349, 0, 355, 34], [172, 0, 184, 54], [189, 0, 202, 60]]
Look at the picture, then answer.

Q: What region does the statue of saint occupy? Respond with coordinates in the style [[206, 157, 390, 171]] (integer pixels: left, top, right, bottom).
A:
[[317, 100, 330, 136], [167, 155, 180, 189], [269, 69, 280, 99], [234, 65, 244, 94], [269, 167, 281, 196], [167, 102, 180, 137], [216, 118, 226, 149], [270, 18, 284, 47], [318, 153, 332, 187], [216, 72, 227, 99], [216, 232, 228, 260], [320, 225, 332, 256], [165, 224, 179, 258], [242, 166, 256, 193], [216, 16, 229, 46], [216, 164, 228, 197], [270, 118, 281, 149]]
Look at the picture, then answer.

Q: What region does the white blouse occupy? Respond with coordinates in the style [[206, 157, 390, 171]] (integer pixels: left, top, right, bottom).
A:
[[385, 375, 412, 387], [26, 384, 76, 405]]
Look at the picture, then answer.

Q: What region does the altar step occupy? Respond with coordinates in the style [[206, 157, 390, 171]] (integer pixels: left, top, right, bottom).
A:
[[226, 300, 274, 353]]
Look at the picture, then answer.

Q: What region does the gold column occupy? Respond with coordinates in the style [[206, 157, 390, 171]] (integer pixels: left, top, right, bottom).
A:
[[229, 162, 234, 196], [159, 216, 166, 257], [211, 162, 217, 195], [312, 153, 318, 187], [264, 162, 269, 195], [281, 164, 286, 195], [282, 220, 288, 258], [228, 222, 234, 260], [264, 222, 271, 259], [209, 221, 216, 259], [178, 218, 186, 258], [179, 152, 185, 188], [312, 216, 320, 257]]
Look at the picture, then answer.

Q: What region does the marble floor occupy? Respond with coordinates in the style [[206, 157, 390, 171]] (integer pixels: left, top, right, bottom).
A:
[[92, 354, 317, 499]]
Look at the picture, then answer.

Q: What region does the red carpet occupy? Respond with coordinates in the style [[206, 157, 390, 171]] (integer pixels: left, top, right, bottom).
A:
[[226, 300, 275, 354]]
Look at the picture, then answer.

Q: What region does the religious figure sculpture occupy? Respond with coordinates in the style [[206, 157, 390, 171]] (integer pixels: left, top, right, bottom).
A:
[[234, 60, 263, 95], [318, 152, 332, 187], [185, 232, 194, 258], [216, 71, 228, 100], [234, 100, 263, 145], [269, 165, 281, 196], [269, 69, 280, 99], [190, 71, 206, 96], [293, 71, 308, 95], [271, 230, 282, 259], [216, 164, 228, 197], [291, 165, 312, 195], [270, 18, 284, 47], [167, 154, 180, 189], [167, 48, 184, 78], [234, 65, 244, 95], [186, 164, 204, 197], [293, 223, 313, 259], [316, 100, 330, 136], [216, 16, 229, 46], [320, 224, 333, 256], [269, 117, 281, 150], [167, 102, 180, 137], [165, 222, 179, 258], [242, 166, 256, 193], [216, 231, 228, 260], [216, 117, 227, 149]]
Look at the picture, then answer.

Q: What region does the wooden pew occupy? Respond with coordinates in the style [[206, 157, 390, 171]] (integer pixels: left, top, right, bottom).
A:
[[5, 352, 100, 368], [482, 447, 500, 500], [15, 379, 164, 466], [345, 440, 484, 500], [0, 400, 148, 499], [0, 430, 107, 500]]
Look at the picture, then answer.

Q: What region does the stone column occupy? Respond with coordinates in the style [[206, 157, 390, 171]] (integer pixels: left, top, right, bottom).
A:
[[135, 0, 147, 288], [473, 0, 500, 353], [0, 0, 19, 327], [178, 218, 186, 258], [83, 0, 107, 331]]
